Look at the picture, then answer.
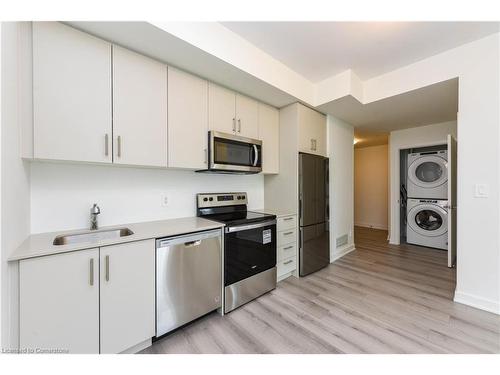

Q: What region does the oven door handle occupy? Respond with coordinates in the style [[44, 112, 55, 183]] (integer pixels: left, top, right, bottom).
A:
[[225, 219, 276, 233]]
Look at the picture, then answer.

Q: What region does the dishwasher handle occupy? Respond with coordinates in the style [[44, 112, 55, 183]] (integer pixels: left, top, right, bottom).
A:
[[157, 228, 221, 249], [184, 240, 201, 248]]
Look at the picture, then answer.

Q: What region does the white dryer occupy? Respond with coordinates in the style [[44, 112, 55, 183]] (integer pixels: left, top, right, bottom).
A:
[[406, 198, 448, 250], [407, 150, 448, 199]]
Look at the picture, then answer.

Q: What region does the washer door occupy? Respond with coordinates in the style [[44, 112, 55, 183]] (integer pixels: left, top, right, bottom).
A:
[[408, 155, 447, 189], [408, 203, 448, 237]]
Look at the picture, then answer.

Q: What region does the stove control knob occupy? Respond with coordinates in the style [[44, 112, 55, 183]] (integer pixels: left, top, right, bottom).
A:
[[203, 197, 208, 202], [209, 197, 213, 201]]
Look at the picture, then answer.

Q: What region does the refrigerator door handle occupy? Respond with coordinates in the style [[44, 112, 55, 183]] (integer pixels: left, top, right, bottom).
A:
[[299, 197, 303, 227]]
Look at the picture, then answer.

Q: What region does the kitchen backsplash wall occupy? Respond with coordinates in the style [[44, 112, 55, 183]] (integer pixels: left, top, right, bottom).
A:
[[30, 161, 264, 233]]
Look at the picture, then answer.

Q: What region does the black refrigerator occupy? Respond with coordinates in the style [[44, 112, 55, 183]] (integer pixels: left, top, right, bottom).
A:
[[299, 153, 330, 276]]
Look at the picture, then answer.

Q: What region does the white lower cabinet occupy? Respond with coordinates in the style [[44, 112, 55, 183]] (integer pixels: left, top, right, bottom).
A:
[[20, 248, 100, 354], [99, 240, 155, 354], [276, 214, 298, 281], [19, 239, 155, 354]]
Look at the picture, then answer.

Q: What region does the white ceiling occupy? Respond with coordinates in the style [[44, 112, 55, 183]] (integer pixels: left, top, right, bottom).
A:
[[220, 22, 500, 82], [319, 78, 458, 145]]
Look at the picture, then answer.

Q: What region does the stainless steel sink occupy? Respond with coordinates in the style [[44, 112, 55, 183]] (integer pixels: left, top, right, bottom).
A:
[[53, 228, 134, 246]]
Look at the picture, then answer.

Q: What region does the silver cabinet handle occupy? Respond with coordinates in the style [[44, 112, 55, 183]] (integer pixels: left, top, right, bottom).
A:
[[232, 118, 236, 132], [117, 136, 122, 158], [105, 255, 110, 282], [284, 245, 294, 250], [105, 134, 109, 156], [283, 217, 293, 221], [204, 148, 207, 164], [89, 258, 94, 286], [238, 119, 241, 133], [284, 260, 293, 265], [284, 231, 294, 235]]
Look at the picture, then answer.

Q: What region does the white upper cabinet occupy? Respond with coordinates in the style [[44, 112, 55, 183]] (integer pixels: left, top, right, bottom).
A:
[[298, 104, 327, 157], [208, 83, 237, 134], [259, 103, 280, 174], [99, 240, 155, 354], [236, 94, 259, 139], [33, 22, 112, 163], [20, 248, 100, 354], [30, 23, 280, 172], [112, 46, 167, 167], [168, 67, 209, 169], [208, 83, 259, 139]]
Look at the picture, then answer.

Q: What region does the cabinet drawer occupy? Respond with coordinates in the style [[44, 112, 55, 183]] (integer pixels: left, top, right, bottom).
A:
[[277, 256, 296, 277], [277, 215, 297, 231], [278, 242, 296, 261], [278, 228, 297, 246]]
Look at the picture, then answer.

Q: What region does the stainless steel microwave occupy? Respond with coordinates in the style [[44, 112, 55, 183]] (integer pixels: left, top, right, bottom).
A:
[[198, 131, 262, 174]]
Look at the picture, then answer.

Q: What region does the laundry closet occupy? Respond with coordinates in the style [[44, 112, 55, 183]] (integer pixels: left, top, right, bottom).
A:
[[399, 135, 457, 268]]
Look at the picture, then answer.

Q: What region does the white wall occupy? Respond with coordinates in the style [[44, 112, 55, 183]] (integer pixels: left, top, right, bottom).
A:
[[354, 144, 388, 230], [389, 120, 457, 243], [1, 22, 32, 350], [30, 162, 264, 233], [328, 115, 355, 261]]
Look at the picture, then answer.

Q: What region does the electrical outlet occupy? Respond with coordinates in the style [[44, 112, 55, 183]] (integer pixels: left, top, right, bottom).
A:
[[161, 193, 169, 207]]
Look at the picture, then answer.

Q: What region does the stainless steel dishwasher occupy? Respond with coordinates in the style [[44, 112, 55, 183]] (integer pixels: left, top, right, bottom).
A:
[[156, 229, 222, 337]]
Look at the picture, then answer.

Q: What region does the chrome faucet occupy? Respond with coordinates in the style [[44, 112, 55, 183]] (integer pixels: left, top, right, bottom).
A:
[[90, 203, 101, 230]]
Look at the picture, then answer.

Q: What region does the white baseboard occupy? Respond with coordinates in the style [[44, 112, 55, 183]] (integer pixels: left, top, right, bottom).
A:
[[454, 290, 500, 315], [330, 243, 356, 263], [354, 222, 388, 231]]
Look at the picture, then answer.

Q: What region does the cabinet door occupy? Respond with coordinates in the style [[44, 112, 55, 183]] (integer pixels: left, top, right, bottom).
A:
[[168, 67, 209, 169], [298, 104, 327, 156], [33, 22, 112, 163], [259, 103, 280, 174], [112, 46, 167, 167], [20, 248, 100, 353], [100, 239, 155, 354], [236, 94, 259, 139], [208, 83, 236, 134]]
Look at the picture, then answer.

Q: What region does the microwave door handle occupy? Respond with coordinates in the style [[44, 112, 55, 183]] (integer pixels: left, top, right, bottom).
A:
[[252, 145, 259, 166]]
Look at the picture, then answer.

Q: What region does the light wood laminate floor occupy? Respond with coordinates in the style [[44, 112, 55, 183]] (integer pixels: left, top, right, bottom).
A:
[[141, 226, 500, 354]]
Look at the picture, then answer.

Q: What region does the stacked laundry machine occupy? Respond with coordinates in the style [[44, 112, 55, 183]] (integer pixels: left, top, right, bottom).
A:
[[406, 149, 449, 250]]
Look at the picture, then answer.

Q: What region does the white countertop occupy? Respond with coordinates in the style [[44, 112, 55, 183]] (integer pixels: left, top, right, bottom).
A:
[[252, 208, 297, 218], [9, 217, 225, 261]]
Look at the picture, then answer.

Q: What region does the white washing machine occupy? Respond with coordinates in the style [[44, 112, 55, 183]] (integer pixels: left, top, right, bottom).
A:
[[407, 150, 448, 199], [407, 198, 448, 250]]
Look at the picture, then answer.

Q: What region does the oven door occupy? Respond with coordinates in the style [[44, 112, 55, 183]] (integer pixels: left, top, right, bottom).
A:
[[209, 131, 262, 173], [224, 220, 276, 286]]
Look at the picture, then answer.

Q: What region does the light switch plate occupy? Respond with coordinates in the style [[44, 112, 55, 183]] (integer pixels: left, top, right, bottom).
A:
[[474, 184, 489, 198]]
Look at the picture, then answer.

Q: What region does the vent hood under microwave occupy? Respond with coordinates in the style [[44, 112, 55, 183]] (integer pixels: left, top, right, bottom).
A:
[[196, 131, 262, 174]]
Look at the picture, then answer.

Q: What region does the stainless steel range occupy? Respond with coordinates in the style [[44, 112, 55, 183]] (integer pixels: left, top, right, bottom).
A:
[[197, 192, 277, 313]]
